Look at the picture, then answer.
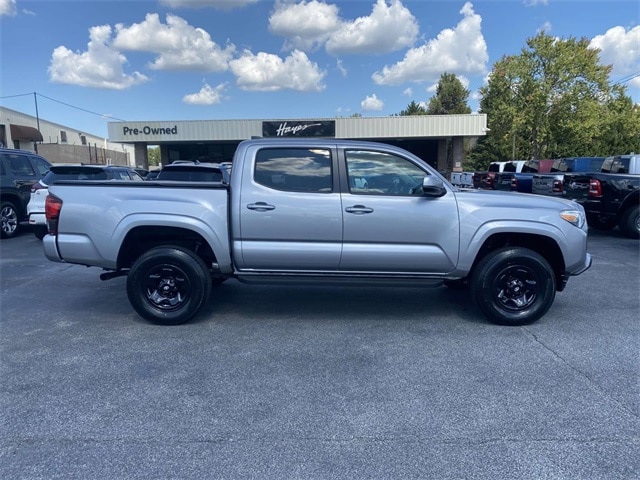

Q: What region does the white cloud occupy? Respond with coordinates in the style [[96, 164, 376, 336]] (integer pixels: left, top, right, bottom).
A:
[[113, 13, 235, 72], [537, 21, 552, 34], [269, 0, 341, 51], [361, 93, 384, 111], [336, 59, 347, 76], [372, 1, 488, 85], [268, 0, 417, 55], [48, 25, 148, 90], [0, 0, 16, 16], [229, 49, 326, 92], [160, 0, 259, 9], [590, 25, 640, 89], [183, 82, 227, 105], [403, 87, 413, 97], [326, 0, 419, 55], [523, 0, 548, 6]]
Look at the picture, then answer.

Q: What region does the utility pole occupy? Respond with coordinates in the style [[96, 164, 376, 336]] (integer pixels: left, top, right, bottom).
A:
[[34, 92, 41, 153]]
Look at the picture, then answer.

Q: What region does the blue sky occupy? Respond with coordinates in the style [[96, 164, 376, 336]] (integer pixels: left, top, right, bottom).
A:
[[1, 0, 638, 138]]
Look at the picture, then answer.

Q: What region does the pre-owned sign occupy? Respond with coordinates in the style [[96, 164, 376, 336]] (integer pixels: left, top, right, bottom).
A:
[[262, 121, 335, 137], [123, 125, 178, 136]]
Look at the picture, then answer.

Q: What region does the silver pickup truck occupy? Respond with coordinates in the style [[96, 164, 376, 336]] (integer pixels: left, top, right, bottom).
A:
[[43, 138, 591, 326]]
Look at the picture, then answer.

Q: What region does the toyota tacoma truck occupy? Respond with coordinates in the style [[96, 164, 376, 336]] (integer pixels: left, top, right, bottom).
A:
[[42, 138, 592, 326]]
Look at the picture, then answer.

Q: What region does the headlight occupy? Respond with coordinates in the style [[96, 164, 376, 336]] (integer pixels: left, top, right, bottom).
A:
[[560, 209, 585, 228]]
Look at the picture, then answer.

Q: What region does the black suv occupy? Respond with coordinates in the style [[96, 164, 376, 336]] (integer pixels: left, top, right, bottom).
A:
[[1, 148, 52, 239]]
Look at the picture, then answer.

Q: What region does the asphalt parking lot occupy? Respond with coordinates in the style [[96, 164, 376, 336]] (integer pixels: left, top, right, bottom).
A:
[[1, 227, 638, 479]]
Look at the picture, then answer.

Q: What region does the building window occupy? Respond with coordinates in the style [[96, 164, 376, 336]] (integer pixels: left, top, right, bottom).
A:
[[60, 130, 67, 143], [80, 135, 87, 145]]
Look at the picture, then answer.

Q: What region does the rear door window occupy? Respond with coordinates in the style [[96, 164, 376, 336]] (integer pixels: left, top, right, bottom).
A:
[[254, 148, 332, 193]]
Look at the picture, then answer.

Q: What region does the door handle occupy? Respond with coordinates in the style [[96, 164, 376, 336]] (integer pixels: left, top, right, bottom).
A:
[[247, 202, 275, 211], [345, 205, 374, 215]]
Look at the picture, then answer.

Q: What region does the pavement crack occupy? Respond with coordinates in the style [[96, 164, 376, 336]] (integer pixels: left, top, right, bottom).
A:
[[523, 327, 638, 419]]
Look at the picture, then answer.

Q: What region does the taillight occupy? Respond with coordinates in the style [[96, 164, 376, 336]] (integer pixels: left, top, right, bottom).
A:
[[511, 178, 518, 190], [588, 179, 602, 198], [45, 194, 62, 235], [552, 179, 563, 193]]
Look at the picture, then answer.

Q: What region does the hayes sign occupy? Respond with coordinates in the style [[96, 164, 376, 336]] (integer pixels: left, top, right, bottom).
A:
[[262, 121, 335, 137]]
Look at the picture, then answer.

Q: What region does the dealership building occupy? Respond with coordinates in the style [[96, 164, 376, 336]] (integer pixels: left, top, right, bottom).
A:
[[108, 114, 488, 174]]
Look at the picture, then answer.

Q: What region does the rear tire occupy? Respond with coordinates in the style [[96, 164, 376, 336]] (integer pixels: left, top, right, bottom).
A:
[[619, 205, 639, 239], [126, 246, 212, 325], [1, 201, 20, 239], [470, 247, 556, 326]]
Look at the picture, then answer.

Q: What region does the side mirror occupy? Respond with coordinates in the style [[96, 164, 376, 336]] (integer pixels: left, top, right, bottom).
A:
[[422, 176, 447, 197]]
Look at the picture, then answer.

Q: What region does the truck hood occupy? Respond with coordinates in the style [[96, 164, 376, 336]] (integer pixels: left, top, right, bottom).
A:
[[454, 188, 579, 210], [453, 188, 585, 231]]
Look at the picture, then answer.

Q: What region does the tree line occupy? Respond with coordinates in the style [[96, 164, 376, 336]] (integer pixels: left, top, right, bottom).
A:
[[395, 32, 640, 171]]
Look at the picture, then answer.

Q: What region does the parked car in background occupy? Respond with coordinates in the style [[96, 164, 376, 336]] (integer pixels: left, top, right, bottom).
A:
[[531, 157, 605, 197], [28, 164, 144, 239], [561, 154, 639, 237], [472, 161, 509, 189], [145, 169, 161, 180], [155, 160, 231, 183], [494, 159, 555, 193], [133, 167, 149, 178], [490, 160, 526, 190], [0, 148, 52, 239]]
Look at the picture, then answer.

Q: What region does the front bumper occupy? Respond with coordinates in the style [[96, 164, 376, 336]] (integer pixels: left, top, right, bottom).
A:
[[558, 252, 592, 291]]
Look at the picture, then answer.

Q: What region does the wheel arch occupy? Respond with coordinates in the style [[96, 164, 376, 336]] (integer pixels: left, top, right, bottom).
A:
[[468, 232, 565, 290], [1, 193, 24, 217], [117, 226, 219, 272], [619, 191, 640, 217]]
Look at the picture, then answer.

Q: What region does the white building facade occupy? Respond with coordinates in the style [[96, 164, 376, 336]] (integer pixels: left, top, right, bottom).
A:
[[0, 106, 135, 166], [108, 115, 488, 174]]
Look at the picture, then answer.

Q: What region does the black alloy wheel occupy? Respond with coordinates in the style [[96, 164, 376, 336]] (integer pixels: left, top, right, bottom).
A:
[[127, 246, 212, 325], [1, 201, 19, 239], [471, 247, 556, 326]]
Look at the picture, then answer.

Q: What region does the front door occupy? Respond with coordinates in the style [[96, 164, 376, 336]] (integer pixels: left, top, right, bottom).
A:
[[340, 149, 459, 274]]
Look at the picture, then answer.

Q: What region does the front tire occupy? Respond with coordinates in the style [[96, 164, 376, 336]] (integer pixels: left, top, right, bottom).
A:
[[619, 205, 639, 239], [470, 247, 556, 326], [126, 246, 212, 325], [1, 201, 20, 239]]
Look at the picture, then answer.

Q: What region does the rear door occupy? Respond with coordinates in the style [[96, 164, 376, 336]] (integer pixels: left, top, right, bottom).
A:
[[339, 148, 459, 274], [236, 146, 343, 271]]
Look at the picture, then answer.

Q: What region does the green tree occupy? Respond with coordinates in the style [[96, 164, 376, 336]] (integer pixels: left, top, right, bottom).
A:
[[470, 32, 640, 166], [426, 72, 472, 115], [398, 100, 427, 116], [147, 146, 160, 166]]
